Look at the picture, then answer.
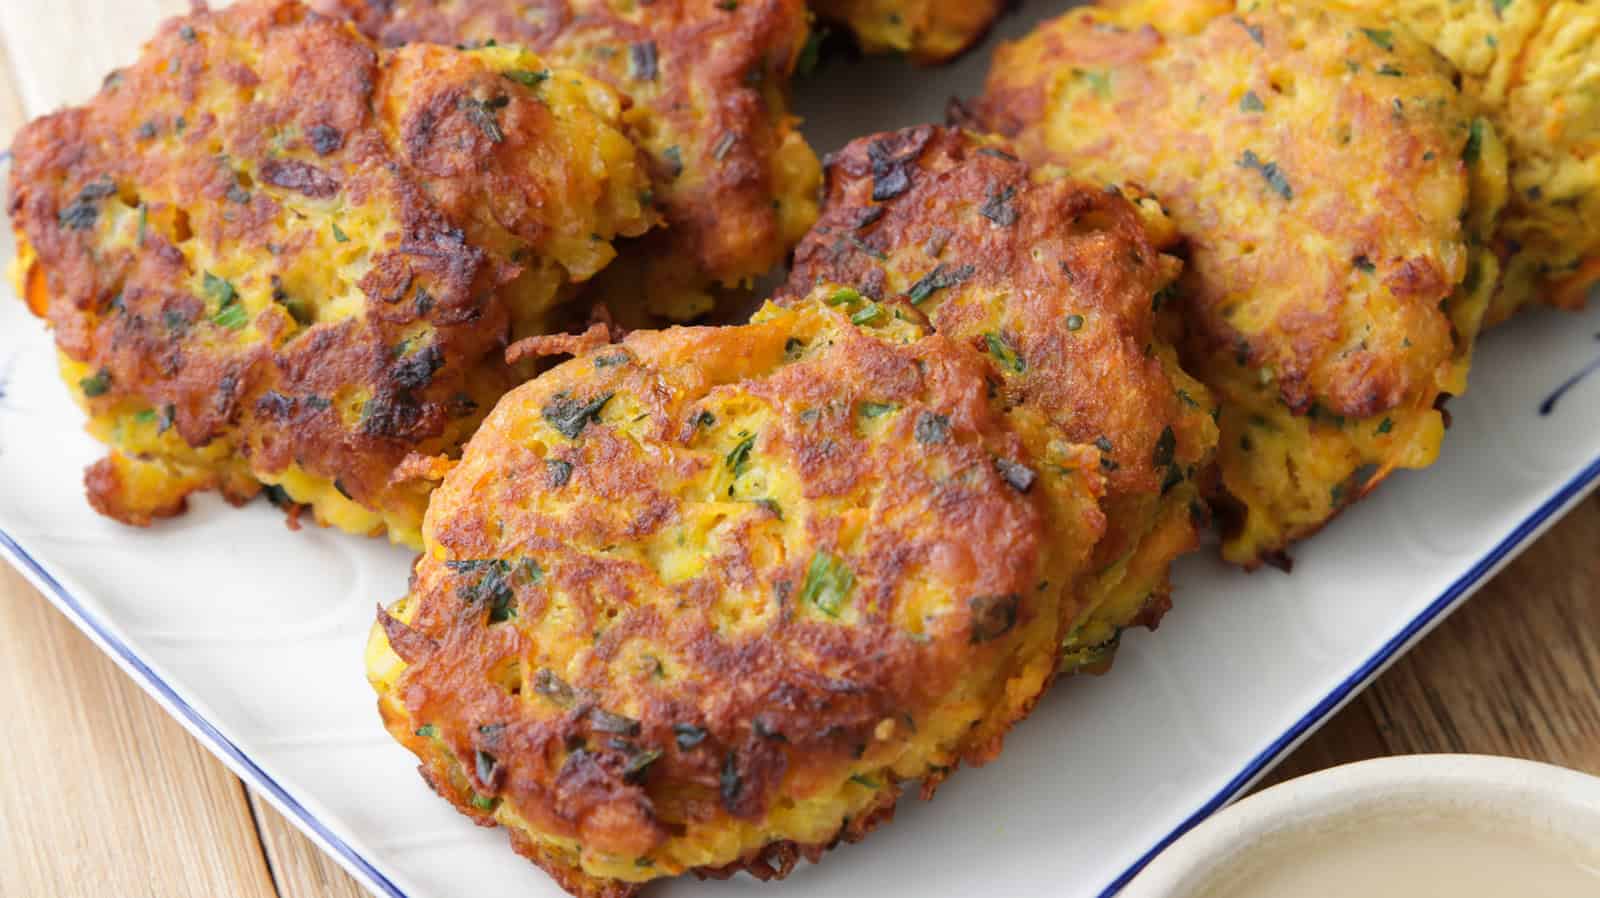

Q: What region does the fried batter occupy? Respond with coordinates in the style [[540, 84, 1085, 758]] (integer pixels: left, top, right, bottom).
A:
[[7, 0, 655, 547], [316, 0, 823, 322], [779, 126, 1218, 669], [1326, 0, 1600, 322], [811, 0, 1006, 64], [366, 295, 1105, 895], [978, 0, 1509, 567]]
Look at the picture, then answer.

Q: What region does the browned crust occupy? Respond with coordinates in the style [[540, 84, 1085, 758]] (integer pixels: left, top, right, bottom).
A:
[[8, 0, 646, 528], [779, 125, 1215, 568], [973, 2, 1474, 421], [377, 299, 1083, 893], [317, 0, 812, 284]]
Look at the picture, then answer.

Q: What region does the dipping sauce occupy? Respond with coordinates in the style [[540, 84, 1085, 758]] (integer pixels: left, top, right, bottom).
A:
[[1195, 811, 1600, 898]]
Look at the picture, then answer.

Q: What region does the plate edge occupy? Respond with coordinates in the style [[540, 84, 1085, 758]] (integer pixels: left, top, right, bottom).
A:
[[1097, 451, 1600, 897], [0, 527, 411, 898], [3, 453, 1599, 898]]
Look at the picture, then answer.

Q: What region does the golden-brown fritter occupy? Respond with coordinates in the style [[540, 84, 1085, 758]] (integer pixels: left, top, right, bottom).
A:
[[365, 295, 1105, 895], [811, 0, 1006, 64], [977, 0, 1510, 567], [779, 125, 1218, 669], [1326, 0, 1600, 322], [7, 0, 655, 547], [316, 0, 823, 321]]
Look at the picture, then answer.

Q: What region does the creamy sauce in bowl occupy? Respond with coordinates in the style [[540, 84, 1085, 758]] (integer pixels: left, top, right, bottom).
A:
[[1195, 812, 1600, 898]]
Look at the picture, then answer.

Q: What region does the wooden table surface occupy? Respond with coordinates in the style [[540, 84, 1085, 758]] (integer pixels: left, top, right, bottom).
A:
[[2, 4, 1598, 897]]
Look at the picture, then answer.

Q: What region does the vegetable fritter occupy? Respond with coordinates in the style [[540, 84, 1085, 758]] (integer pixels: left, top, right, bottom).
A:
[[7, 0, 655, 547], [366, 294, 1105, 895], [779, 126, 1218, 670], [316, 0, 823, 322], [977, 0, 1510, 567], [1326, 0, 1600, 322], [811, 0, 1006, 64]]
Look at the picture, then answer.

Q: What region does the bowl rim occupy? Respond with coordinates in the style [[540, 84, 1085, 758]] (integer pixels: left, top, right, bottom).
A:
[[1120, 753, 1600, 897]]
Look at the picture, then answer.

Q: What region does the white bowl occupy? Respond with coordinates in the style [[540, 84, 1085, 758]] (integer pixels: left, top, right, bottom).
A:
[[1121, 754, 1600, 897]]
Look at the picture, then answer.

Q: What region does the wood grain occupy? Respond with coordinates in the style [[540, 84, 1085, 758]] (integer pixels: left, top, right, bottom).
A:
[[249, 793, 371, 898], [0, 562, 280, 898]]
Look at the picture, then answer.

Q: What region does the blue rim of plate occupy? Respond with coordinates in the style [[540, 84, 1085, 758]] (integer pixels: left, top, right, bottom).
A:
[[3, 453, 1600, 898], [0, 526, 409, 898]]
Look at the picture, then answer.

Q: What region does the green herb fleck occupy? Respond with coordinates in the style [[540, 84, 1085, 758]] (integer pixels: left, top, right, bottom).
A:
[[1074, 68, 1112, 98], [79, 369, 112, 398], [331, 222, 349, 243], [415, 724, 438, 738], [799, 550, 853, 617], [673, 723, 707, 750], [1237, 149, 1293, 200], [661, 145, 683, 179], [796, 27, 828, 77], [212, 299, 249, 330], [541, 391, 613, 439], [850, 302, 884, 325], [203, 271, 237, 307], [860, 401, 897, 419], [849, 773, 880, 789], [1240, 91, 1266, 113], [985, 332, 1025, 373], [1376, 417, 1393, 435], [726, 433, 756, 476], [1066, 314, 1085, 331], [503, 69, 550, 87], [906, 262, 974, 304], [1153, 425, 1177, 468], [1463, 117, 1485, 164], [459, 95, 506, 143], [546, 458, 574, 487], [1360, 28, 1394, 51]]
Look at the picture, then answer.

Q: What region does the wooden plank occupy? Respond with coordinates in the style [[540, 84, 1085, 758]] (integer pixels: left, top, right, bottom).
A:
[[249, 792, 370, 898], [0, 0, 187, 115], [0, 15, 358, 896], [1362, 493, 1600, 768], [0, 563, 282, 898]]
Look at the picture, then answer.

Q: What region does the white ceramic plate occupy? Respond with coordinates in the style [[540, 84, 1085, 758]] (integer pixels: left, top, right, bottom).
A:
[[4, 4, 1600, 897]]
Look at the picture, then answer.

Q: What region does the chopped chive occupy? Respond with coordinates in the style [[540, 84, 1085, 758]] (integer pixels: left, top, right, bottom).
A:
[[799, 550, 853, 617], [1360, 28, 1394, 51], [1153, 425, 1177, 468], [860, 401, 897, 418], [1463, 118, 1485, 164], [906, 263, 974, 304], [541, 391, 613, 439], [1237, 149, 1293, 200], [726, 433, 756, 476], [673, 723, 707, 750], [984, 332, 1025, 374], [79, 369, 112, 397], [503, 69, 550, 87], [850, 302, 884, 325]]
